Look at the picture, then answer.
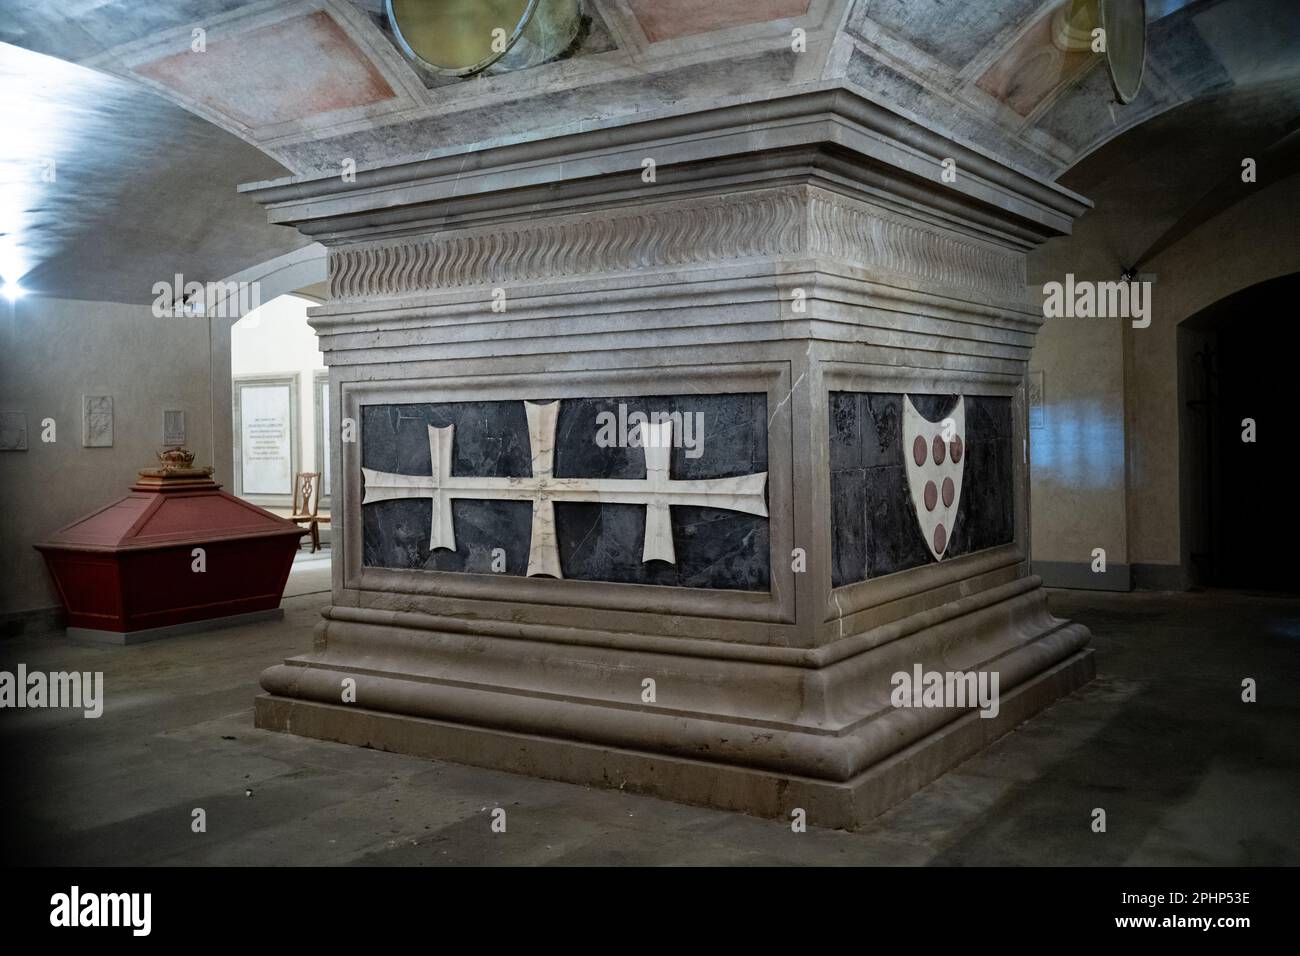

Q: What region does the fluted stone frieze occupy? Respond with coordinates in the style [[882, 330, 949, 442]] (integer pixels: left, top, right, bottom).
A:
[[806, 193, 1025, 301], [326, 187, 1025, 304]]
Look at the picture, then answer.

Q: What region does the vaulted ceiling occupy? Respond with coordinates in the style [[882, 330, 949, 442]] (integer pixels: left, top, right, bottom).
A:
[[0, 41, 307, 303], [2, 0, 1297, 301]]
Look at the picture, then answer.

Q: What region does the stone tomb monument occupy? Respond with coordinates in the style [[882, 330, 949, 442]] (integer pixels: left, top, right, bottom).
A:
[[247, 89, 1093, 828]]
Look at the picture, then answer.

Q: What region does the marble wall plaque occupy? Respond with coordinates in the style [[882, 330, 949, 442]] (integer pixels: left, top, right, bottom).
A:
[[163, 408, 186, 446], [830, 392, 1015, 586], [239, 383, 294, 495], [81, 395, 113, 447], [361, 393, 770, 590]]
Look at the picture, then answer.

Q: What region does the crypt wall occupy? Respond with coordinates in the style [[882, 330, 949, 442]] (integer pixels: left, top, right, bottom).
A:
[[0, 296, 232, 626], [1130, 170, 1300, 583], [1027, 160, 1300, 590]]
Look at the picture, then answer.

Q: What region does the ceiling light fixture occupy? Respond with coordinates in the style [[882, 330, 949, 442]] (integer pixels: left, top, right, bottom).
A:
[[1050, 0, 1148, 104], [386, 0, 583, 77]]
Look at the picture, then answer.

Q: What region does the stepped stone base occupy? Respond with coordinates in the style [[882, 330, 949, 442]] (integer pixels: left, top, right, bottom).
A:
[[255, 579, 1091, 829], [245, 89, 1095, 831]]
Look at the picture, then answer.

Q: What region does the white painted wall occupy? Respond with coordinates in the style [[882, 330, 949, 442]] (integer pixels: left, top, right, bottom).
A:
[[230, 293, 326, 511]]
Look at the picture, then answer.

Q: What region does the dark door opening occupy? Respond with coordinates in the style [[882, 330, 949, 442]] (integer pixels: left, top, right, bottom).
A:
[[1181, 272, 1300, 593]]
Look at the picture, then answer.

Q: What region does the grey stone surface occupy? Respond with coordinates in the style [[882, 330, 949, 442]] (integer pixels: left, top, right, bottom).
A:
[[841, 48, 1058, 179], [848, 0, 1042, 71], [66, 608, 284, 646]]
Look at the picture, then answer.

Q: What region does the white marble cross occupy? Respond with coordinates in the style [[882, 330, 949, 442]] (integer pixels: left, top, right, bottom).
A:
[[362, 400, 768, 578]]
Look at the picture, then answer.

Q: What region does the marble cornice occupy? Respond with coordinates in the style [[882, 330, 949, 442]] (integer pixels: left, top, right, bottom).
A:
[[242, 87, 1091, 248]]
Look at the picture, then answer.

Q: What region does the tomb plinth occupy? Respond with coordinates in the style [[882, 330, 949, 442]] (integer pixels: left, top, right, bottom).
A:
[[35, 454, 305, 644], [246, 89, 1093, 828]]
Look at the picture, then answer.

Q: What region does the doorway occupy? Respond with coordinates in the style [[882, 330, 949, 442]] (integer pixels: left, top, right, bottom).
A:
[[229, 292, 330, 547], [1181, 272, 1300, 593]]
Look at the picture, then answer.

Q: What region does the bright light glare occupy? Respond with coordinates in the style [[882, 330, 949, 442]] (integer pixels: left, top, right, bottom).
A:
[[1, 279, 26, 301]]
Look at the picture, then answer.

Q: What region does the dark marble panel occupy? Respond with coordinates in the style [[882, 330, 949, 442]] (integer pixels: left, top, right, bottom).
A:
[[361, 402, 538, 575], [829, 392, 1014, 586], [361, 394, 769, 591], [363, 497, 535, 575], [830, 468, 866, 585], [557, 394, 770, 590], [862, 393, 906, 468], [949, 396, 1016, 564], [552, 395, 767, 481], [555, 502, 769, 590], [863, 462, 934, 578], [829, 392, 861, 471], [362, 401, 536, 478]]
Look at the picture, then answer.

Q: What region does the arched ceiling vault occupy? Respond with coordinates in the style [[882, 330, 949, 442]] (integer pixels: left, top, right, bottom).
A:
[[2, 0, 1297, 300], [1029, 80, 1300, 288], [6, 1, 1298, 179], [0, 41, 310, 303]]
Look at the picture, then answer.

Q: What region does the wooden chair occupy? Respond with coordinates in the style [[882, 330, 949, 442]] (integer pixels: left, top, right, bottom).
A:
[[290, 472, 331, 553]]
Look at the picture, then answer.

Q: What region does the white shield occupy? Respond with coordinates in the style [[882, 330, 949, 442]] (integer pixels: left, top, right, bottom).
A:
[[903, 395, 966, 561]]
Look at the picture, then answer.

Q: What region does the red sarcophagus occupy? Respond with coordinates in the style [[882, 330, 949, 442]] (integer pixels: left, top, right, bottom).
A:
[[34, 455, 306, 643]]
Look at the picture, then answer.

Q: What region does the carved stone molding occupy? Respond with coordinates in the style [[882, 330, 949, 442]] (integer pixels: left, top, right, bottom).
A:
[[326, 187, 1025, 303], [327, 189, 801, 301], [806, 192, 1025, 300]]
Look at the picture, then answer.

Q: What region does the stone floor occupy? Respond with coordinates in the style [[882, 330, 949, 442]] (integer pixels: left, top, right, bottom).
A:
[[2, 556, 1298, 866]]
